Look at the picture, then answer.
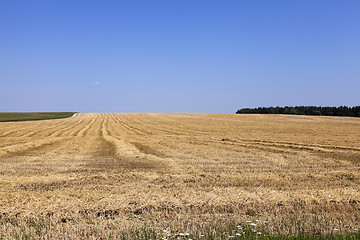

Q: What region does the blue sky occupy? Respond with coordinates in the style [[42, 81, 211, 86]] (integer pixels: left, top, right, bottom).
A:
[[1, 0, 359, 113]]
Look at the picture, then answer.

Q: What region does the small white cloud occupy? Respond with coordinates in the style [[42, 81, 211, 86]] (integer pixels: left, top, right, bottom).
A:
[[93, 81, 100, 85]]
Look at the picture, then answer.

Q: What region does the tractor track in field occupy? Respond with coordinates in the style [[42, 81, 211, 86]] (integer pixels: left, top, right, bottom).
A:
[[1, 113, 359, 165]]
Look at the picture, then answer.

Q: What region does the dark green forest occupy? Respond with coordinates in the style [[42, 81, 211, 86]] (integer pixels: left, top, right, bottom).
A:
[[0, 112, 76, 122], [236, 106, 360, 117]]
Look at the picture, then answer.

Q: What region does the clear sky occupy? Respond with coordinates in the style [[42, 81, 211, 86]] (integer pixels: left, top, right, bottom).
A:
[[1, 0, 359, 113]]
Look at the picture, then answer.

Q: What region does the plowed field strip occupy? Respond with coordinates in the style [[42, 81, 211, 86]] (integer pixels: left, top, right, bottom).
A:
[[238, 138, 360, 152], [161, 136, 360, 161], [0, 139, 30, 148], [48, 119, 84, 137], [0, 115, 81, 137], [128, 113, 211, 135], [1, 118, 75, 138], [74, 116, 98, 137], [101, 117, 140, 157], [0, 137, 70, 159], [117, 114, 159, 135], [0, 122, 44, 137], [21, 120, 71, 137], [80, 116, 103, 137], [67, 119, 94, 137], [137, 113, 214, 134], [112, 116, 148, 136], [111, 113, 175, 136]]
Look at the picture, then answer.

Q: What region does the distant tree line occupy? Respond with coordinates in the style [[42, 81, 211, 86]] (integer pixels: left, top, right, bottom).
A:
[[236, 106, 360, 117]]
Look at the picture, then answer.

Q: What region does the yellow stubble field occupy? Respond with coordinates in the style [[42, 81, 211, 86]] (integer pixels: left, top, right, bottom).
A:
[[0, 113, 359, 238]]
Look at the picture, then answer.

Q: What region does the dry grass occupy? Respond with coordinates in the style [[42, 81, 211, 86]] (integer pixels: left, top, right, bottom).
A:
[[0, 113, 359, 239]]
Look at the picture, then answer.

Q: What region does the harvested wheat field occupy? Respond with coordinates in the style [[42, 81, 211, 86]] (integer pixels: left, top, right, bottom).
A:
[[0, 113, 359, 239]]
